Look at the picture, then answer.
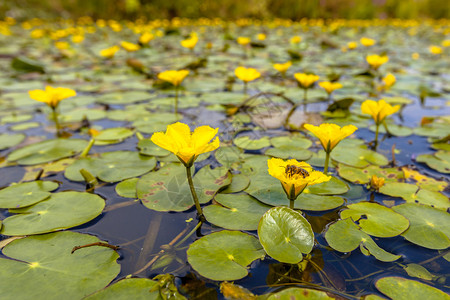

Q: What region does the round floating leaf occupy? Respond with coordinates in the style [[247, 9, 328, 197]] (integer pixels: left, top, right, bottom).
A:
[[203, 194, 271, 230], [93, 128, 134, 145], [220, 173, 250, 193], [85, 278, 162, 300], [295, 194, 345, 211], [65, 151, 156, 183], [7, 139, 89, 165], [0, 231, 120, 300], [0, 133, 25, 150], [1, 191, 105, 236], [369, 123, 412, 137], [338, 164, 403, 184], [403, 263, 433, 281], [187, 230, 265, 281], [267, 287, 334, 299], [59, 108, 106, 123], [137, 164, 231, 212], [234, 136, 271, 150], [325, 219, 401, 262], [265, 147, 312, 160], [375, 277, 449, 300], [340, 202, 409, 237], [115, 178, 138, 198], [392, 203, 450, 250], [97, 91, 153, 105], [416, 151, 450, 174], [258, 207, 314, 264], [214, 146, 243, 170], [10, 122, 40, 131], [270, 135, 313, 149], [304, 176, 348, 195], [331, 146, 388, 168], [0, 180, 59, 209]]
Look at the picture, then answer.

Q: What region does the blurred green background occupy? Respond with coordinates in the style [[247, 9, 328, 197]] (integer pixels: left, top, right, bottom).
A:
[[1, 0, 449, 20]]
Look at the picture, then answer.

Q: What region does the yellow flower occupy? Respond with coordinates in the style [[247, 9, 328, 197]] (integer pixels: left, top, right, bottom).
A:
[[361, 99, 400, 125], [181, 33, 198, 50], [237, 37, 250, 46], [235, 67, 261, 83], [30, 29, 45, 39], [318, 81, 343, 94], [290, 36, 301, 44], [304, 123, 357, 153], [99, 45, 120, 58], [257, 33, 266, 41], [55, 41, 69, 50], [442, 40, 450, 47], [268, 158, 331, 200], [429, 45, 443, 55], [412, 52, 420, 60], [360, 37, 376, 47], [139, 32, 154, 44], [29, 86, 76, 109], [370, 175, 385, 190], [120, 41, 140, 52], [71, 35, 84, 43], [366, 54, 389, 70], [273, 61, 292, 74], [347, 41, 358, 50], [382, 73, 396, 89], [157, 70, 190, 86], [151, 122, 220, 166], [294, 73, 320, 89]]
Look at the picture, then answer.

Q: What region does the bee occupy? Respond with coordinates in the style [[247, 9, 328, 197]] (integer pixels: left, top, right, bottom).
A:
[[284, 164, 309, 178]]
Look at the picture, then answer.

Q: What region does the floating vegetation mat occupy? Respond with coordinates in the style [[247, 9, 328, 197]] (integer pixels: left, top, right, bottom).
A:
[[0, 17, 449, 299]]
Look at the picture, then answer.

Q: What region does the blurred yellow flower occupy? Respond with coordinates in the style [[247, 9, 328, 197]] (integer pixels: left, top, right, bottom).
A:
[[290, 36, 301, 44], [71, 35, 84, 43], [30, 29, 44, 39], [304, 123, 357, 153], [366, 54, 389, 70], [120, 41, 140, 52], [139, 32, 154, 44], [29, 86, 76, 109], [158, 70, 190, 86], [360, 37, 376, 47], [370, 175, 385, 190], [237, 36, 251, 46], [347, 41, 358, 50], [257, 33, 266, 41], [382, 73, 396, 89], [55, 41, 69, 50], [151, 122, 220, 166], [361, 99, 400, 125], [268, 158, 331, 201], [181, 33, 198, 50], [99, 45, 120, 58], [412, 52, 420, 60], [318, 81, 343, 94], [235, 66, 261, 83], [273, 61, 292, 75], [294, 73, 320, 89], [429, 45, 443, 55], [442, 40, 450, 47]]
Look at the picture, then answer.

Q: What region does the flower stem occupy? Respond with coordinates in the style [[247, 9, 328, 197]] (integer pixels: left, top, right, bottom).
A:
[[289, 199, 295, 209], [174, 86, 179, 115], [243, 82, 248, 95], [51, 107, 61, 136], [324, 151, 330, 174], [374, 123, 380, 150], [186, 165, 203, 218]]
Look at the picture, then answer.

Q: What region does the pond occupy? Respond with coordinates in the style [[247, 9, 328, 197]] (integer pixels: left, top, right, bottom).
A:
[[0, 18, 449, 299]]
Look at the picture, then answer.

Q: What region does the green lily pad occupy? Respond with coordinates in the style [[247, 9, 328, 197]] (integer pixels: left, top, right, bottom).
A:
[[137, 164, 231, 212], [258, 207, 314, 264], [416, 151, 450, 174], [203, 193, 271, 230], [97, 91, 153, 105], [93, 128, 134, 145], [325, 219, 401, 262], [187, 230, 265, 281], [331, 146, 388, 168], [0, 180, 59, 209], [392, 203, 450, 250], [59, 108, 106, 123], [340, 202, 409, 237], [379, 182, 449, 210], [138, 139, 171, 157], [369, 123, 413, 137], [9, 122, 40, 131], [64, 151, 156, 183], [265, 147, 312, 160], [403, 263, 433, 281], [270, 135, 313, 149], [267, 287, 334, 299], [115, 178, 138, 198], [304, 176, 349, 195], [7, 139, 89, 165], [295, 194, 345, 211], [85, 278, 163, 300], [337, 164, 403, 184], [0, 133, 25, 150], [0, 231, 120, 300], [375, 277, 450, 300], [1, 191, 105, 236], [414, 126, 449, 139], [220, 173, 250, 193], [214, 146, 243, 170], [234, 135, 271, 150]]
